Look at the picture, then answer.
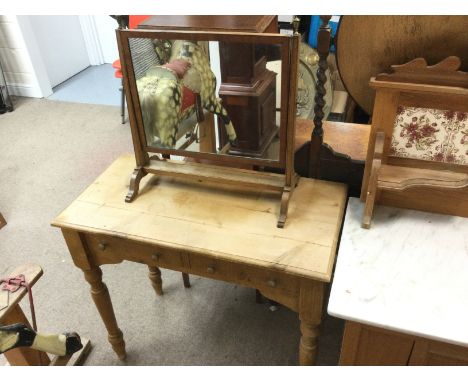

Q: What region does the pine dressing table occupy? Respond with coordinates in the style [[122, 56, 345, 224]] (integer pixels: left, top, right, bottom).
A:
[[51, 154, 347, 365]]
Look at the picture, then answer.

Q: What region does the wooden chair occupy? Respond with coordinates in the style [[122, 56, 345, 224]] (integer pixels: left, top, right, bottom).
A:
[[361, 56, 468, 228]]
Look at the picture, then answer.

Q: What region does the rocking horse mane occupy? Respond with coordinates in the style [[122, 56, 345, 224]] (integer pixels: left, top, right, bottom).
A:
[[153, 39, 201, 65]]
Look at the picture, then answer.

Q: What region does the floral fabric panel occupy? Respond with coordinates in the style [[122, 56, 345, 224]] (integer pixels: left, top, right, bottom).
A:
[[390, 106, 468, 165]]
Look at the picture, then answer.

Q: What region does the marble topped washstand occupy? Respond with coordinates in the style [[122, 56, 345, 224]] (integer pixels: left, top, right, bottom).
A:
[[328, 197, 468, 365]]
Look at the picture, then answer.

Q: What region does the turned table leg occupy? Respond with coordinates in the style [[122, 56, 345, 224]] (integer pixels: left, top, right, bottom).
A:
[[299, 321, 321, 365], [83, 267, 126, 360], [298, 280, 325, 365], [148, 266, 163, 296]]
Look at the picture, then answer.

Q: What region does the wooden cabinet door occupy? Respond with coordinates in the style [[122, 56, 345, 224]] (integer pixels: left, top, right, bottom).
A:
[[339, 321, 414, 365], [409, 340, 468, 366], [340, 321, 468, 365]]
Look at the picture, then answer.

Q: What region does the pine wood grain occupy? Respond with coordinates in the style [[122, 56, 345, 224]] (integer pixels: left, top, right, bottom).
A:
[[52, 154, 347, 365], [378, 164, 468, 190], [52, 154, 347, 282], [145, 158, 286, 191]]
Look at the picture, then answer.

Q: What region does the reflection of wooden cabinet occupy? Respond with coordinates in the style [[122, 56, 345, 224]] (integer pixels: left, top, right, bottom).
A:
[[217, 17, 279, 157], [340, 321, 468, 366], [218, 69, 277, 156]]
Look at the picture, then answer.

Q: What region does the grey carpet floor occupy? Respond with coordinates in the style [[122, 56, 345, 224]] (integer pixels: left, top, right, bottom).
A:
[[0, 97, 344, 365]]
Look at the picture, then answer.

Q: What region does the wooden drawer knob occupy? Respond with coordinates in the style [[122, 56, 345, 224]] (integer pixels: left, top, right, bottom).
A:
[[206, 266, 215, 274], [98, 242, 107, 251], [152, 253, 160, 261], [267, 280, 276, 288]]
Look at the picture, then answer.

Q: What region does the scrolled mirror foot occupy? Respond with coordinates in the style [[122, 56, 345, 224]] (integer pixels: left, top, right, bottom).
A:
[[125, 167, 146, 203], [277, 186, 292, 228]]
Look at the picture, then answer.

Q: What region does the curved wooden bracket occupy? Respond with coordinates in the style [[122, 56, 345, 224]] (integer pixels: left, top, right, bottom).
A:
[[378, 166, 468, 191], [390, 56, 461, 72], [125, 167, 147, 203], [277, 186, 292, 228]]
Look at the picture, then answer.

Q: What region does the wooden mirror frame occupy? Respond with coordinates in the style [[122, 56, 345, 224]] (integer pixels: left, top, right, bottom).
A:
[[116, 28, 300, 228]]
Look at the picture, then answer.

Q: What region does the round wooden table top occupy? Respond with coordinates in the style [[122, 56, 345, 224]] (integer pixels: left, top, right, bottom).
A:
[[336, 16, 468, 115]]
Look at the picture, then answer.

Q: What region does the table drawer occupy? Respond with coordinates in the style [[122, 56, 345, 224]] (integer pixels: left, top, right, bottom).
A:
[[188, 254, 300, 294], [83, 233, 300, 295], [83, 233, 186, 270]]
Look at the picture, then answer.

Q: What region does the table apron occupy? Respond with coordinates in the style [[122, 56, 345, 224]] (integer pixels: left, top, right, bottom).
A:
[[79, 232, 305, 310]]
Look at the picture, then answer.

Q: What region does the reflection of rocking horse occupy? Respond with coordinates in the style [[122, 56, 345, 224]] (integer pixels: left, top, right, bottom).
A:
[[137, 40, 237, 149]]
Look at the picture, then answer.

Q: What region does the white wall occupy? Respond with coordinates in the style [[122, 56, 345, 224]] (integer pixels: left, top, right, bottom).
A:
[[93, 16, 119, 64], [28, 16, 90, 87], [78, 16, 119, 65], [0, 15, 119, 98], [0, 15, 51, 97]]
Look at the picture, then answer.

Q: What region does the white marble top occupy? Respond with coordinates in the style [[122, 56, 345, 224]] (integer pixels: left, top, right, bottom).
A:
[[328, 198, 468, 347]]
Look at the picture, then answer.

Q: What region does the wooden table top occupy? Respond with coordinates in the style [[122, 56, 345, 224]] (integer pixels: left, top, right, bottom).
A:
[[295, 119, 371, 162], [52, 154, 347, 282]]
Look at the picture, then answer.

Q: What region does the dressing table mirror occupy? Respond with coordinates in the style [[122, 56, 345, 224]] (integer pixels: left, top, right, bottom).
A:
[[116, 25, 300, 227]]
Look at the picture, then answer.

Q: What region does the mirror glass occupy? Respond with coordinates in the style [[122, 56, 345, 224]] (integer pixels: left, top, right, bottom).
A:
[[129, 37, 284, 161]]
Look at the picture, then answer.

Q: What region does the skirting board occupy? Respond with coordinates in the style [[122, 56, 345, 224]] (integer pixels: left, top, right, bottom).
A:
[[5, 83, 45, 98]]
